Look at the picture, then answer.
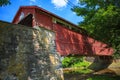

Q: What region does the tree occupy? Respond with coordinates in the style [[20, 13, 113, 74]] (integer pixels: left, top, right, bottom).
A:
[[0, 0, 11, 7], [72, 0, 120, 58]]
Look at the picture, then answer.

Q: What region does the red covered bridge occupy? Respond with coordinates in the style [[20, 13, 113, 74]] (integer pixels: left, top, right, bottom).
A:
[[12, 6, 114, 56]]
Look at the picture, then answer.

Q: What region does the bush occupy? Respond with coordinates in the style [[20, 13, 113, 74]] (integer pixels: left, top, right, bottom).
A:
[[62, 56, 93, 74], [62, 56, 89, 68]]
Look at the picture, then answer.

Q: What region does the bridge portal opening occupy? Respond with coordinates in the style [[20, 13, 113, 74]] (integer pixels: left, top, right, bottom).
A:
[[18, 14, 33, 27]]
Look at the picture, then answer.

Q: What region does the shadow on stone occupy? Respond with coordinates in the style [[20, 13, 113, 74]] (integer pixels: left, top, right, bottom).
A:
[[88, 56, 113, 71]]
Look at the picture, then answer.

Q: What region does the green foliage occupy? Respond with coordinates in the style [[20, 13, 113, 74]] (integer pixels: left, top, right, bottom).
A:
[[62, 56, 92, 74], [62, 56, 84, 68], [0, 0, 11, 7], [71, 60, 90, 68], [72, 0, 120, 58]]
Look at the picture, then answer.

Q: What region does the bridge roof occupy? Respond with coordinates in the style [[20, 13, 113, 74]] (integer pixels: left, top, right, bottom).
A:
[[12, 6, 86, 32]]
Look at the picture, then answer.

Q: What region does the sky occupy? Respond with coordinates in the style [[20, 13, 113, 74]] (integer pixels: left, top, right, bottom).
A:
[[0, 0, 83, 25]]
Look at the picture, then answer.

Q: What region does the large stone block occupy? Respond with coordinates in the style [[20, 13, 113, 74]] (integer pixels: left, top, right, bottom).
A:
[[0, 21, 64, 80]]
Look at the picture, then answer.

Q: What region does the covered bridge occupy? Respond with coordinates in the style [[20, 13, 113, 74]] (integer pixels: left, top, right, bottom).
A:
[[12, 6, 113, 56]]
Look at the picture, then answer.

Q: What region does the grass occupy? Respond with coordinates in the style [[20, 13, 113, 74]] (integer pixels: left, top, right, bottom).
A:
[[64, 71, 120, 80], [64, 68, 93, 74], [86, 75, 120, 80]]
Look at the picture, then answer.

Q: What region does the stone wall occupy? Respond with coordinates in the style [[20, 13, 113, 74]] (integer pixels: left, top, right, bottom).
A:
[[0, 21, 63, 80]]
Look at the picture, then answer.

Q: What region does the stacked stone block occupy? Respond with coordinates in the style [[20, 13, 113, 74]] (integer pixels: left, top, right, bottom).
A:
[[0, 21, 63, 80]]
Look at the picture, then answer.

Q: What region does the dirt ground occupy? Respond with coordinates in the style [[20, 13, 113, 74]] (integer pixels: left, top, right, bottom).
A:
[[64, 60, 120, 80], [64, 68, 120, 80]]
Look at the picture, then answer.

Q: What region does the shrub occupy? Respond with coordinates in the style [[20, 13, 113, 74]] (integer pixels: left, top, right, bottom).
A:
[[62, 56, 86, 68]]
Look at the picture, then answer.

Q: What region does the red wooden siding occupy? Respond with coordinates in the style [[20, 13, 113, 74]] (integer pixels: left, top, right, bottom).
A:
[[35, 10, 53, 30], [54, 24, 113, 56]]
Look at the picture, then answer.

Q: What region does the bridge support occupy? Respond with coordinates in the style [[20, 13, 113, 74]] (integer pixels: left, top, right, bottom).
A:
[[0, 21, 64, 80], [88, 56, 113, 71]]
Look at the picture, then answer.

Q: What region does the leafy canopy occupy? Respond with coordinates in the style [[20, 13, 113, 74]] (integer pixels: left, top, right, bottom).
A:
[[72, 0, 120, 58], [0, 0, 11, 7]]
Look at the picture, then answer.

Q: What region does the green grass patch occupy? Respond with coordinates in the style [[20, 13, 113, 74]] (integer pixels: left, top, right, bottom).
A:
[[87, 75, 120, 80], [64, 67, 92, 74]]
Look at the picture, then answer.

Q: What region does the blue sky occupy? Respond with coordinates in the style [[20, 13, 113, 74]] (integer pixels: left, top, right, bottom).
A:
[[0, 0, 83, 25]]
